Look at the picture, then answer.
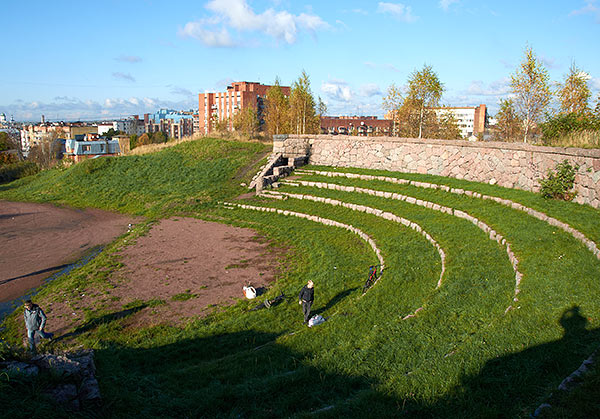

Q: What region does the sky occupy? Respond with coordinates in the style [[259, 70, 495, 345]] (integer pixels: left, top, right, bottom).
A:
[[1, 0, 599, 122]]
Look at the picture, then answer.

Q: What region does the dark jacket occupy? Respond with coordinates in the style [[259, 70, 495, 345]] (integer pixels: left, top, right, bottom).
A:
[[24, 304, 47, 331], [299, 286, 314, 303]]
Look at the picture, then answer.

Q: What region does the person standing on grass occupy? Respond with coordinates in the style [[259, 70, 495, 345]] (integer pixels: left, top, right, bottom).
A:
[[23, 299, 53, 352], [298, 280, 314, 324]]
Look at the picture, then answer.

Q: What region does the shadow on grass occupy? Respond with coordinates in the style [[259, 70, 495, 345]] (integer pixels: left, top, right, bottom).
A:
[[313, 287, 359, 317], [4, 307, 599, 418], [52, 305, 148, 343]]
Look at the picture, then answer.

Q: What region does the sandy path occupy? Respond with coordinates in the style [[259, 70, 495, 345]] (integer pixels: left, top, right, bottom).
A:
[[0, 201, 136, 302]]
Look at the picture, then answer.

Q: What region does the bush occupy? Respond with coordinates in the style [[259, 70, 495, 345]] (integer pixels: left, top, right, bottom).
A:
[[540, 112, 600, 147], [0, 161, 39, 183], [539, 159, 579, 201]]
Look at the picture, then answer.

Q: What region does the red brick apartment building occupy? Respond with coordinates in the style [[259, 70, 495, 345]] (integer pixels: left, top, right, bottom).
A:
[[320, 116, 393, 136], [198, 81, 291, 134]]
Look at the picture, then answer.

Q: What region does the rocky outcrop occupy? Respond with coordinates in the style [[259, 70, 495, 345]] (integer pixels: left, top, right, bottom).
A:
[[1, 349, 101, 411]]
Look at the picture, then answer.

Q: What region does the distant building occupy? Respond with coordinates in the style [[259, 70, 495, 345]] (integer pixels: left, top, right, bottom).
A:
[[64, 138, 121, 163], [198, 81, 291, 134], [433, 105, 488, 139], [146, 109, 195, 139], [320, 116, 393, 136]]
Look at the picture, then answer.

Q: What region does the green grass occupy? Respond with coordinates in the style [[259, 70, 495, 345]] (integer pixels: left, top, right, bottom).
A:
[[1, 150, 599, 418]]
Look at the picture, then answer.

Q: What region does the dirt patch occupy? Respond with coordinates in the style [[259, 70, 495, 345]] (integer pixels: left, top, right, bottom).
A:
[[94, 218, 281, 328], [0, 201, 137, 303]]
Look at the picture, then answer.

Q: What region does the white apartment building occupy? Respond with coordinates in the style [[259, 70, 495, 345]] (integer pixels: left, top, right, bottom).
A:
[[433, 104, 488, 139]]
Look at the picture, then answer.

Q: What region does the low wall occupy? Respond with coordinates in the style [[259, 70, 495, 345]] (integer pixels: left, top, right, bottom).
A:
[[273, 135, 600, 208]]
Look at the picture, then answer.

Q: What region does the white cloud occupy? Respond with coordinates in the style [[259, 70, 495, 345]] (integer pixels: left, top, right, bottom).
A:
[[178, 22, 236, 47], [439, 0, 459, 12], [570, 0, 600, 22], [322, 80, 353, 102], [180, 0, 328, 47], [539, 54, 558, 69], [112, 72, 136, 82], [115, 55, 142, 63], [360, 83, 383, 97], [377, 2, 417, 23], [465, 78, 510, 97], [2, 95, 198, 122]]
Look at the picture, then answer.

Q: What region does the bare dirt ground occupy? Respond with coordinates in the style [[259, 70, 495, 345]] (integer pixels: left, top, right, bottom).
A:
[[0, 201, 136, 303], [1, 201, 283, 337], [105, 217, 279, 327]]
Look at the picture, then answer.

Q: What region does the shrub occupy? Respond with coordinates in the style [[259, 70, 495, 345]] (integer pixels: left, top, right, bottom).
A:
[[539, 159, 579, 201], [0, 161, 39, 183], [540, 112, 600, 147]]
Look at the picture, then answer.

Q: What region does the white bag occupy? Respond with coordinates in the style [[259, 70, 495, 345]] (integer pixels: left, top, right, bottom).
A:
[[243, 286, 257, 299], [308, 314, 325, 327]]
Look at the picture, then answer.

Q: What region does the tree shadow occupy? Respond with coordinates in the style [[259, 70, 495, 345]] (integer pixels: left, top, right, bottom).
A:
[[409, 306, 600, 418], [52, 305, 148, 343], [1, 264, 71, 285], [6, 306, 599, 418], [0, 212, 35, 220]]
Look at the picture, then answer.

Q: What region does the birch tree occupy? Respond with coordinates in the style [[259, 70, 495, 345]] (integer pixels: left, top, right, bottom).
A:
[[557, 62, 592, 114], [510, 46, 551, 143], [406, 65, 444, 138], [383, 66, 443, 138], [289, 71, 319, 135], [264, 77, 290, 136], [493, 98, 523, 142]]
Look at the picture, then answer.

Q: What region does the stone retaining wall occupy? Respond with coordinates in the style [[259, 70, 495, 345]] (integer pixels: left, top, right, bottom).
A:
[[273, 135, 600, 208]]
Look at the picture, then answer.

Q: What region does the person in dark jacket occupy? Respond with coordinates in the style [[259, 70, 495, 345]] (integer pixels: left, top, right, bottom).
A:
[[23, 300, 53, 352], [298, 280, 314, 324]]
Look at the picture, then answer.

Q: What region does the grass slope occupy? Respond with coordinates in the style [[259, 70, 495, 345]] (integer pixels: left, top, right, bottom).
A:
[[1, 149, 599, 418]]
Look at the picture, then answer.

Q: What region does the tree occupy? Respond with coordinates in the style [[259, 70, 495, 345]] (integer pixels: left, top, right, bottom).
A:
[[493, 98, 523, 142], [104, 128, 121, 139], [382, 84, 404, 136], [151, 131, 167, 144], [406, 65, 444, 138], [264, 77, 290, 136], [434, 111, 462, 140], [129, 134, 139, 150], [383, 65, 444, 138], [137, 133, 151, 146], [510, 46, 551, 143], [0, 132, 11, 152], [27, 130, 64, 168], [289, 70, 319, 135], [557, 62, 592, 115], [594, 93, 600, 118], [233, 107, 259, 137]]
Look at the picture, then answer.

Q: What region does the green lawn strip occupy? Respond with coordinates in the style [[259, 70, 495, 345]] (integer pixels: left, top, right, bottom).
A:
[[0, 139, 270, 216], [240, 195, 520, 401], [272, 182, 600, 415], [302, 165, 600, 245], [287, 174, 600, 320], [14, 208, 376, 417]]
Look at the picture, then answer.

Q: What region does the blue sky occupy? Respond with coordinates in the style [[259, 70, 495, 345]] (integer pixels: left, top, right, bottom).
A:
[[1, 0, 599, 122]]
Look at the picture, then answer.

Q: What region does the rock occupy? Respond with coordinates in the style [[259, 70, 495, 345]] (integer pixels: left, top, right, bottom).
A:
[[79, 376, 102, 401], [32, 354, 83, 378], [47, 384, 80, 411], [2, 361, 39, 377]]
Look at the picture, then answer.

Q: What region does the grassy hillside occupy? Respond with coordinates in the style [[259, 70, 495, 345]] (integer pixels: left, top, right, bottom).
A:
[[1, 139, 599, 418], [0, 138, 270, 216]]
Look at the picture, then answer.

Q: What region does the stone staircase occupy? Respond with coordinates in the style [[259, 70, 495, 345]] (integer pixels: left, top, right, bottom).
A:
[[249, 153, 307, 192]]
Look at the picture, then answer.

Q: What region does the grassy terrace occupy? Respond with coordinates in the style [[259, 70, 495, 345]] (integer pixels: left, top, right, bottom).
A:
[[1, 140, 599, 418]]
